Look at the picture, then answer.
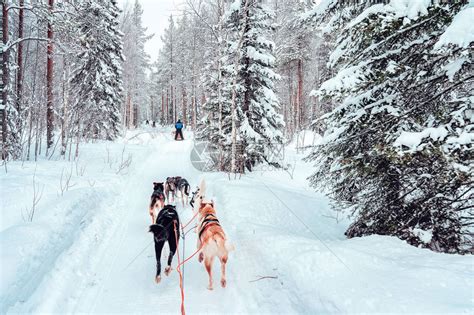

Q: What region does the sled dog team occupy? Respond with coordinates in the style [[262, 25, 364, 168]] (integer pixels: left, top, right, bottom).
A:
[[148, 177, 234, 290]]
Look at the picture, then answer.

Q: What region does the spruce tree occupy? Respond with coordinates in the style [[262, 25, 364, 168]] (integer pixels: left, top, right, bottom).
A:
[[215, 0, 284, 171], [121, 0, 152, 126], [306, 1, 473, 253], [70, 0, 124, 140]]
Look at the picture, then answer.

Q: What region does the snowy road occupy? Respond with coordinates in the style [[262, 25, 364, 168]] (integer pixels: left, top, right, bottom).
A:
[[2, 130, 473, 314]]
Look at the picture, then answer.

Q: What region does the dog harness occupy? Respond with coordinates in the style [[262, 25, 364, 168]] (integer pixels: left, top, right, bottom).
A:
[[198, 213, 220, 241], [152, 190, 165, 200], [189, 187, 200, 207]]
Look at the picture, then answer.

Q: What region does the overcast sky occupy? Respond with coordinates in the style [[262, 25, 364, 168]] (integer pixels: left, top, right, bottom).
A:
[[118, 0, 186, 61]]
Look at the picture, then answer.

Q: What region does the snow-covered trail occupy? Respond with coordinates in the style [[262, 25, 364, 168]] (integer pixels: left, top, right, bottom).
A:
[[3, 130, 472, 314], [5, 131, 342, 314], [67, 133, 333, 314], [77, 134, 205, 314]]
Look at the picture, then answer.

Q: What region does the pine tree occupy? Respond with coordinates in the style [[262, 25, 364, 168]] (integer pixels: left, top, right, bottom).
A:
[[223, 0, 284, 171], [70, 0, 124, 141], [306, 1, 473, 253], [121, 0, 152, 127], [275, 0, 312, 137], [158, 15, 177, 124], [195, 0, 230, 170]]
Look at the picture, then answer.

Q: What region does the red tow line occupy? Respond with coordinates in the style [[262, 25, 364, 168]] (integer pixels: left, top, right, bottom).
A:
[[173, 220, 186, 315], [172, 210, 203, 315]]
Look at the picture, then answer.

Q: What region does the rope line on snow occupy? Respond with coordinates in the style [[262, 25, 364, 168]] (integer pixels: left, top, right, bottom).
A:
[[122, 240, 154, 271], [251, 174, 402, 308], [251, 175, 353, 272], [173, 218, 202, 315]]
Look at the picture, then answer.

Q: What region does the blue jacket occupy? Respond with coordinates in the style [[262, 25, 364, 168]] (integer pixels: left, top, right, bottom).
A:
[[175, 122, 183, 129]]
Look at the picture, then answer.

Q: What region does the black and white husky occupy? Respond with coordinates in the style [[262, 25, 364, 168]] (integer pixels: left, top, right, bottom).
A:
[[149, 205, 180, 284], [176, 177, 191, 207], [149, 182, 165, 224]]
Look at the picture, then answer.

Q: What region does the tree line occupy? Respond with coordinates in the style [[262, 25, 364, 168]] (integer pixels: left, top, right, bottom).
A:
[[1, 0, 471, 253]]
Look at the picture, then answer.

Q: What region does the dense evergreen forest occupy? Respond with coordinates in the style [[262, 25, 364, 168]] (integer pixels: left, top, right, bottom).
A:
[[1, 0, 472, 253]]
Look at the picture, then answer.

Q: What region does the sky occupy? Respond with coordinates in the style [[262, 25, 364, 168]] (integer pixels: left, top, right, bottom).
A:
[[118, 0, 186, 61]]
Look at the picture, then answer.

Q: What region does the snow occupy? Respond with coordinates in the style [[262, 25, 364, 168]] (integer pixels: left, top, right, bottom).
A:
[[443, 58, 468, 81], [321, 126, 348, 145], [347, 0, 431, 29], [246, 46, 275, 65], [319, 64, 365, 94], [447, 132, 474, 146], [1, 128, 473, 314], [394, 126, 449, 151], [413, 227, 433, 244], [289, 129, 322, 149], [435, 1, 474, 49], [300, 0, 336, 22], [386, 60, 398, 74], [389, 0, 430, 20], [347, 4, 386, 29]]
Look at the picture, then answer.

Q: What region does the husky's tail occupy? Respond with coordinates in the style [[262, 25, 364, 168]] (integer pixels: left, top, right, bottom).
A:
[[149, 224, 162, 235], [213, 235, 235, 257]]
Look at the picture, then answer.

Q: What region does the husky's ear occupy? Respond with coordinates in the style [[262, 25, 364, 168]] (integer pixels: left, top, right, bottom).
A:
[[210, 199, 214, 206], [153, 182, 157, 185]]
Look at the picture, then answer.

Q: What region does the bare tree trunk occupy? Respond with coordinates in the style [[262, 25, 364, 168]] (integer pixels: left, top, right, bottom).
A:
[[297, 58, 303, 132], [133, 105, 138, 127], [46, 0, 54, 151], [191, 94, 195, 130], [161, 90, 164, 124], [182, 87, 187, 125], [126, 93, 132, 128], [129, 100, 134, 129], [293, 89, 297, 143], [1, 2, 9, 160], [27, 35, 41, 161], [16, 0, 24, 115], [288, 66, 294, 137], [60, 58, 69, 156], [173, 86, 176, 123], [34, 108, 40, 161], [27, 109, 33, 160], [166, 88, 169, 124], [216, 0, 224, 170]]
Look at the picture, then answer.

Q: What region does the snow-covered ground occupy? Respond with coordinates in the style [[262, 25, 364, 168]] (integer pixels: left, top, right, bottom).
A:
[[1, 128, 472, 314]]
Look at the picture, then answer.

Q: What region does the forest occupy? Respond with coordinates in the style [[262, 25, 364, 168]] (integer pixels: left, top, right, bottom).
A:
[[1, 0, 472, 255]]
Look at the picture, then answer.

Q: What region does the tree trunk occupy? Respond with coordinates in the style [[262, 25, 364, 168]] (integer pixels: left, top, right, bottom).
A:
[[46, 0, 54, 151], [191, 94, 195, 130], [297, 58, 303, 131], [182, 87, 187, 126], [151, 95, 154, 121], [288, 66, 293, 137], [126, 92, 131, 128], [161, 90, 164, 124], [172, 86, 176, 123], [16, 0, 24, 115], [166, 88, 169, 124], [1, 2, 9, 159], [60, 58, 69, 156]]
